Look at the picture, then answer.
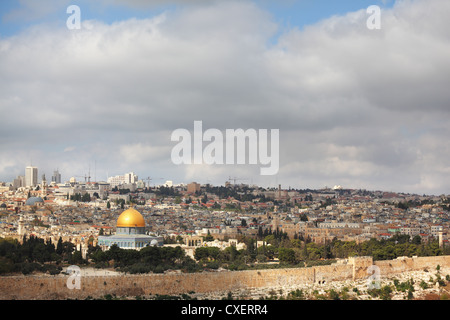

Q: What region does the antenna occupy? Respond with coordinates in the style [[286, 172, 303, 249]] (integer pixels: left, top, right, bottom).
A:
[[145, 177, 152, 188], [228, 176, 248, 185]]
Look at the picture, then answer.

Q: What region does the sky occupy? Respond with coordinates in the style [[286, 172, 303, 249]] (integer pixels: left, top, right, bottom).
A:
[[1, 0, 449, 195]]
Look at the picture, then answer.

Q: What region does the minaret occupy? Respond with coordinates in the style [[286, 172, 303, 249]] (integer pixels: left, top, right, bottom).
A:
[[18, 215, 25, 238], [41, 174, 47, 198], [439, 232, 444, 248]]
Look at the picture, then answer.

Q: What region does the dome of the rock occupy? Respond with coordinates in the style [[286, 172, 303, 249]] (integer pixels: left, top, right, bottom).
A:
[[116, 207, 145, 228]]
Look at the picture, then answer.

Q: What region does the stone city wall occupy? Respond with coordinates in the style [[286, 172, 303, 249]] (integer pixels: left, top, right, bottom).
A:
[[1, 255, 449, 300], [374, 255, 450, 275]]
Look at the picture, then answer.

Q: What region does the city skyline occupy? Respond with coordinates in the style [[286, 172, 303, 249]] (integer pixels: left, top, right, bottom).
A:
[[4, 163, 448, 198], [1, 0, 450, 195]]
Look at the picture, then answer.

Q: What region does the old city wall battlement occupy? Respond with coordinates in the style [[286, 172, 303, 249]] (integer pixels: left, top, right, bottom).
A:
[[1, 255, 449, 300]]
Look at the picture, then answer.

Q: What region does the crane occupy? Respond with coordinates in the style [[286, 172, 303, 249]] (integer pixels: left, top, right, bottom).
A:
[[228, 176, 248, 185], [145, 177, 166, 187], [74, 172, 91, 183]]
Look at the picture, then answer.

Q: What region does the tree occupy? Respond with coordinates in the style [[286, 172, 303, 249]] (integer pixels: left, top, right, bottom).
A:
[[212, 202, 221, 210], [278, 248, 296, 264], [302, 242, 308, 260], [45, 238, 55, 255], [81, 193, 91, 202], [412, 235, 421, 245], [264, 235, 276, 246], [70, 250, 84, 265], [322, 242, 332, 259], [107, 201, 111, 209], [56, 237, 63, 255], [204, 231, 214, 242], [246, 238, 256, 261], [257, 226, 264, 240], [61, 241, 76, 261], [224, 245, 238, 262], [194, 247, 220, 262]]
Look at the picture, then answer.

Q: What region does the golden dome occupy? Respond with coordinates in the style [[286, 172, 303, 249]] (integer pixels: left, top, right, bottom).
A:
[[116, 207, 145, 228]]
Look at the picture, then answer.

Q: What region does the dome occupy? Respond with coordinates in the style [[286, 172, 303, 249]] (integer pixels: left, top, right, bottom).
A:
[[116, 207, 145, 228], [25, 197, 44, 206]]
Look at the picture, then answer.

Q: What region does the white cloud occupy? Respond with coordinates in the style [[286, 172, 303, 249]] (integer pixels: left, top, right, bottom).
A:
[[2, 0, 71, 23], [1, 0, 450, 194], [63, 146, 76, 152], [119, 143, 171, 165]]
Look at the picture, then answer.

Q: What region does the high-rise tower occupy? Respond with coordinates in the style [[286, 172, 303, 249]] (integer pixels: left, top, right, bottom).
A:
[[52, 169, 61, 184], [25, 166, 38, 187]]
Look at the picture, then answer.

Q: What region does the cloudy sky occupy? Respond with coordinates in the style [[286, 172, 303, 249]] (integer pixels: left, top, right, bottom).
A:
[[1, 0, 449, 195]]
